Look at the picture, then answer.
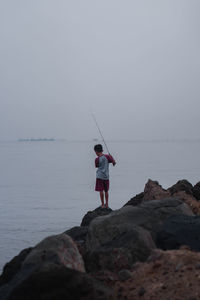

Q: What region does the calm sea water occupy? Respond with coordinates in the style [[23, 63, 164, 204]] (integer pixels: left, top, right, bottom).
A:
[[0, 140, 200, 272]]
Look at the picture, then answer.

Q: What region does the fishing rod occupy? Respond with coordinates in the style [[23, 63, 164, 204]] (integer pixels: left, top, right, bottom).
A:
[[91, 113, 110, 154]]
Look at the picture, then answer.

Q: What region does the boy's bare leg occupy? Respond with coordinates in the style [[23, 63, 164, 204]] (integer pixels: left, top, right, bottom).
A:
[[100, 191, 105, 208], [105, 191, 109, 208]]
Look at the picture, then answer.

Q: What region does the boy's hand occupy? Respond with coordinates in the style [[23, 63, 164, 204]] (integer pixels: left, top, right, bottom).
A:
[[113, 161, 116, 166]]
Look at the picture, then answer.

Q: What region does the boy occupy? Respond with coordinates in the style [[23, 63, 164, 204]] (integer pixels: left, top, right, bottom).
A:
[[94, 144, 116, 208]]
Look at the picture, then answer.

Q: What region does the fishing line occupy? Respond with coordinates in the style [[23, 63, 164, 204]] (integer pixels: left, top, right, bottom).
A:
[[91, 113, 110, 154]]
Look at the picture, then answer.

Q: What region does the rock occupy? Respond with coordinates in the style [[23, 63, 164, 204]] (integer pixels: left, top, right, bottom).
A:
[[143, 179, 170, 201], [7, 265, 113, 300], [84, 198, 193, 273], [85, 247, 133, 273], [118, 269, 132, 281], [172, 191, 200, 215], [0, 248, 32, 286], [81, 206, 112, 226], [86, 198, 193, 250], [124, 179, 170, 207], [65, 226, 88, 242], [157, 214, 200, 251], [84, 225, 155, 272], [92, 269, 119, 284], [193, 182, 200, 200], [125, 179, 200, 215], [2, 178, 200, 300], [22, 233, 85, 273], [64, 226, 89, 256], [0, 234, 85, 300], [138, 287, 146, 296], [168, 179, 194, 196], [124, 180, 200, 216], [124, 192, 144, 207]]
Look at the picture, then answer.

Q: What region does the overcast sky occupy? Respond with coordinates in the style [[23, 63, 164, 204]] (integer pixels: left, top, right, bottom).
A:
[[0, 0, 199, 141]]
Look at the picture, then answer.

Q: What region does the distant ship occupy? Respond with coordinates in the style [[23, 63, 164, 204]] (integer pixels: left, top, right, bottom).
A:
[[18, 138, 55, 142]]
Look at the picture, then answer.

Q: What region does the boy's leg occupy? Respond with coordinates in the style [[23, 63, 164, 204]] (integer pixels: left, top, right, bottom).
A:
[[105, 191, 109, 208], [100, 191, 105, 208]]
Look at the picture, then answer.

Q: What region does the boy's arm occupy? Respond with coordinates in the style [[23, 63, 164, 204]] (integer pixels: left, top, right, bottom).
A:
[[106, 154, 116, 166], [95, 157, 99, 168]]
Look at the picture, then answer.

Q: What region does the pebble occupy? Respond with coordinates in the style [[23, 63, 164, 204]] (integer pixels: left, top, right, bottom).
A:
[[161, 284, 167, 290], [118, 269, 132, 281], [175, 263, 183, 272], [138, 287, 146, 296]]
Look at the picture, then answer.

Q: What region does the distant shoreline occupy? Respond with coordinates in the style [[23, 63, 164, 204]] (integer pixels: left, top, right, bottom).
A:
[[18, 138, 55, 142], [0, 138, 200, 143]]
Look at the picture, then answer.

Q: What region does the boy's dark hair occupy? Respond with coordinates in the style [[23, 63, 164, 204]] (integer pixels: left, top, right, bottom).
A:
[[94, 144, 103, 153]]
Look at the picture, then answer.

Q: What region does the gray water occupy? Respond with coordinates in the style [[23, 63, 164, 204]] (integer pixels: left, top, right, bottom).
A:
[[0, 140, 200, 272]]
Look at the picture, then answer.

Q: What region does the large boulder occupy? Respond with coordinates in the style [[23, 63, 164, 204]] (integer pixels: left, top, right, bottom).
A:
[[22, 233, 85, 273], [84, 198, 193, 272], [81, 207, 112, 226], [157, 214, 200, 251], [7, 265, 113, 300], [86, 198, 193, 249], [85, 226, 155, 272], [0, 234, 85, 300]]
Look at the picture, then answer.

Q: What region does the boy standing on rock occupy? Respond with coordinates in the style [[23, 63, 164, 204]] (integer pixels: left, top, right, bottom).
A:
[[94, 144, 116, 208]]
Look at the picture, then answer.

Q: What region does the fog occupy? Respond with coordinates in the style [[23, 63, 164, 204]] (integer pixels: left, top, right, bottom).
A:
[[0, 0, 199, 141]]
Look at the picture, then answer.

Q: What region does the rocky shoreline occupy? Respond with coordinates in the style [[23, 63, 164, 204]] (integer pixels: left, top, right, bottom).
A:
[[1, 179, 200, 299]]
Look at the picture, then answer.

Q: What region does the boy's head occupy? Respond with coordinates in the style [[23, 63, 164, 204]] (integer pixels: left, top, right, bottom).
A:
[[94, 144, 103, 155]]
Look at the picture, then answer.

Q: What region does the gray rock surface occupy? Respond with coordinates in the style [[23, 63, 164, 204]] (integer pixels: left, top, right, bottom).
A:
[[83, 198, 193, 272], [157, 214, 200, 251], [85, 225, 155, 272], [81, 206, 112, 226], [86, 198, 193, 250]]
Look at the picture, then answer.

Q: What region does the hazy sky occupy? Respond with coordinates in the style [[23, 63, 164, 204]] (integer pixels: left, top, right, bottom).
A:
[[0, 0, 199, 140]]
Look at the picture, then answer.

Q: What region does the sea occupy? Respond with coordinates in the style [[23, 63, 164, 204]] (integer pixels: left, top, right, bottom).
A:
[[0, 139, 200, 272]]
